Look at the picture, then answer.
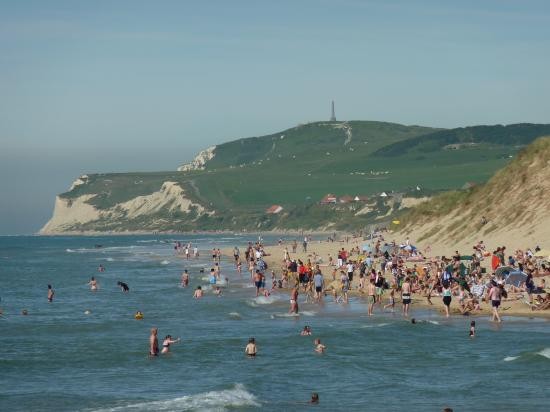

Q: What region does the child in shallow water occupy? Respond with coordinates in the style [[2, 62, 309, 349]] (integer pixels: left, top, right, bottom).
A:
[[301, 325, 312, 336], [469, 321, 476, 337]]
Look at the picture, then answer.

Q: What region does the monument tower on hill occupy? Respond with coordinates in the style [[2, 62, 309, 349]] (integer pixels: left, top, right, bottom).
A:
[[330, 100, 336, 121]]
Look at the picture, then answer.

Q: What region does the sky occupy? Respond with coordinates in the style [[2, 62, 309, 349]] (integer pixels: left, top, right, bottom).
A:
[[1, 0, 549, 234]]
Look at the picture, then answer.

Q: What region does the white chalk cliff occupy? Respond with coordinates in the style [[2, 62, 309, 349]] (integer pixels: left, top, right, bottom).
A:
[[177, 146, 216, 171], [40, 181, 208, 234]]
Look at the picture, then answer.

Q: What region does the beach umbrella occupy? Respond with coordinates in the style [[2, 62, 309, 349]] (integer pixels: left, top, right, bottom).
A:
[[380, 244, 393, 254], [495, 266, 514, 278], [392, 220, 400, 225], [504, 271, 527, 287], [362, 244, 373, 252]]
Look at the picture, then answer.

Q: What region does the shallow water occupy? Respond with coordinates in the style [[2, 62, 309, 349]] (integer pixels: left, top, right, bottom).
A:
[[1, 235, 549, 411]]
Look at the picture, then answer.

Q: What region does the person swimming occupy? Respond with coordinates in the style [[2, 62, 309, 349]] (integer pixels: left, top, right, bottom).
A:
[[469, 320, 476, 337], [310, 393, 319, 404], [301, 325, 312, 336], [314, 338, 326, 353], [117, 281, 129, 292], [161, 335, 181, 354]]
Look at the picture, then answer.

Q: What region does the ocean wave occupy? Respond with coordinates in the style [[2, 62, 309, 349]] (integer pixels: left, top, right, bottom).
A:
[[90, 383, 259, 411], [228, 312, 242, 319], [503, 348, 550, 362], [136, 240, 158, 243], [160, 260, 170, 265]]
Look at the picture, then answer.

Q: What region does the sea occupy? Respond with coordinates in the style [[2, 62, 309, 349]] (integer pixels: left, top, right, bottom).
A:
[[0, 235, 549, 412]]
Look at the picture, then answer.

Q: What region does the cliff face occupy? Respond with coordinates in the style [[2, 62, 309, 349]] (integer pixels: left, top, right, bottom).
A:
[[40, 181, 210, 234]]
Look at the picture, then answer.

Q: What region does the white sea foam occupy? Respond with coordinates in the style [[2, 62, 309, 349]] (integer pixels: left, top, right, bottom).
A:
[[300, 310, 316, 316], [427, 320, 440, 325], [253, 295, 281, 305], [66, 249, 75, 253], [271, 313, 300, 318], [536, 348, 550, 359], [503, 356, 519, 362], [361, 323, 390, 328], [160, 260, 170, 265], [91, 383, 259, 411], [228, 312, 242, 319], [105, 257, 114, 262]]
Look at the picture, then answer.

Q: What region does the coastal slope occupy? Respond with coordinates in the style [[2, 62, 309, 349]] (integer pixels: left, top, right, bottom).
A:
[[398, 136, 550, 253]]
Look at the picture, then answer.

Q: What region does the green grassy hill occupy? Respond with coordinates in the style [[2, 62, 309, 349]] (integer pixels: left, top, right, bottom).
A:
[[48, 121, 550, 232]]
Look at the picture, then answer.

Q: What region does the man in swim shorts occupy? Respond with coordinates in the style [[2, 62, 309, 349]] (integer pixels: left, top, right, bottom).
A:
[[254, 270, 263, 297]]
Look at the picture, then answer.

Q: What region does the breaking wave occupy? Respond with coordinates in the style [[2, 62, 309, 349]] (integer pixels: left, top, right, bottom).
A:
[[90, 383, 259, 411]]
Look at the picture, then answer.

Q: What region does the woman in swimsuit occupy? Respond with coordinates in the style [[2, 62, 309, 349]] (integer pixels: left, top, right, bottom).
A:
[[161, 335, 181, 354], [442, 281, 452, 318], [88, 277, 98, 292]]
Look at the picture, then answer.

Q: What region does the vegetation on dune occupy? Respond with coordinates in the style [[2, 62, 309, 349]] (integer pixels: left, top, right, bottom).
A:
[[398, 136, 550, 241]]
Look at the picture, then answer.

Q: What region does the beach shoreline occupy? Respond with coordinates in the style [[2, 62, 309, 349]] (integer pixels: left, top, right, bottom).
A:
[[224, 234, 550, 320]]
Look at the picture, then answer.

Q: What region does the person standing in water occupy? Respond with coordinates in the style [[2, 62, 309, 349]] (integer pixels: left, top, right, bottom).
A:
[[88, 277, 98, 291], [401, 277, 411, 316], [149, 328, 159, 356], [245, 337, 257, 357], [367, 278, 376, 316], [181, 270, 189, 287], [289, 287, 299, 314], [469, 321, 476, 337], [47, 284, 55, 302], [193, 286, 203, 299], [161, 335, 181, 354], [442, 281, 452, 318]]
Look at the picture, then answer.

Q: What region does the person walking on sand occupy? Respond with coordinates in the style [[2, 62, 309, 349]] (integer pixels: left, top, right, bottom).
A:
[[47, 284, 55, 302], [149, 328, 159, 356], [289, 287, 299, 314], [401, 277, 412, 316]]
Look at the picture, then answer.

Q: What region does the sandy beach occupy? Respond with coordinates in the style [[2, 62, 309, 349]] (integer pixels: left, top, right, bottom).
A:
[[226, 232, 550, 319]]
